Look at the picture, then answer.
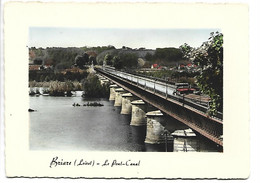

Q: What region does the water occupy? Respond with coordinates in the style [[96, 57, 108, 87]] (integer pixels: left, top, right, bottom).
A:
[[29, 92, 165, 151], [29, 90, 221, 152]]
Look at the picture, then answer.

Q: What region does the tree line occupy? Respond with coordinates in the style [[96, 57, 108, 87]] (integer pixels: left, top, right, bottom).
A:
[[29, 46, 115, 70], [180, 32, 223, 114], [145, 47, 183, 63], [103, 47, 184, 69], [29, 70, 88, 82], [30, 46, 185, 72]]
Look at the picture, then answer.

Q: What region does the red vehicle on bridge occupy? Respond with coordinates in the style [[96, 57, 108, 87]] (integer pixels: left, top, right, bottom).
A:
[[173, 83, 197, 95]]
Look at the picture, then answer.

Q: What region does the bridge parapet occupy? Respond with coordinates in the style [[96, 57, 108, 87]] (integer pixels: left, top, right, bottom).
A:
[[101, 67, 223, 120], [96, 68, 223, 148]]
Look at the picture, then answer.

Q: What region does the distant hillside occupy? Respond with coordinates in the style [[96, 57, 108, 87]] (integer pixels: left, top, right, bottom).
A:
[[29, 47, 84, 69]]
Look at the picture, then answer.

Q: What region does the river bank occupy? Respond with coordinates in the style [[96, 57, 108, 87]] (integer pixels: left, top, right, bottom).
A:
[[29, 80, 82, 96]]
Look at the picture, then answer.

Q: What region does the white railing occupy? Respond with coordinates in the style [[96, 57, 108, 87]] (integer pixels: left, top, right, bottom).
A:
[[100, 66, 223, 120]]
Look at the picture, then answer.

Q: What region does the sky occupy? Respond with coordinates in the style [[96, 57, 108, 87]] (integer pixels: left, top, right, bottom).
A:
[[28, 27, 221, 49]]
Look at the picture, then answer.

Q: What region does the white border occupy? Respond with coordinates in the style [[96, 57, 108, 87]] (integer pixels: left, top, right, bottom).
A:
[[1, 0, 259, 181]]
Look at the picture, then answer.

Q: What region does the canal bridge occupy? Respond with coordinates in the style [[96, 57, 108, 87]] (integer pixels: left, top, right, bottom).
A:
[[95, 67, 223, 150]]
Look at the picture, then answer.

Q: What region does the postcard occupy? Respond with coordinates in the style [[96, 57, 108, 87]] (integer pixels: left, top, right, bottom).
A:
[[4, 2, 249, 179]]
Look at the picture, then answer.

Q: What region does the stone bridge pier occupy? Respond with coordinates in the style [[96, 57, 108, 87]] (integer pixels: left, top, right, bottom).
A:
[[114, 88, 125, 107], [171, 128, 198, 152], [109, 84, 118, 100], [97, 75, 110, 85], [100, 79, 109, 85], [144, 110, 168, 144], [121, 93, 134, 115], [130, 100, 147, 126]]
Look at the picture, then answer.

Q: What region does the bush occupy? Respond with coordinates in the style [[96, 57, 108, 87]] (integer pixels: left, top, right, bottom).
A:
[[48, 80, 78, 96], [81, 74, 109, 98]]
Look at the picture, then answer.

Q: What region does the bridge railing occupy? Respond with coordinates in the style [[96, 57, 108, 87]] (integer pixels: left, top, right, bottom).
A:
[[99, 67, 223, 120]]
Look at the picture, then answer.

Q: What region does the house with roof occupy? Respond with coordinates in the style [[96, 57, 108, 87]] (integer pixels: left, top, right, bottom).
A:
[[151, 64, 159, 69], [178, 64, 185, 70]]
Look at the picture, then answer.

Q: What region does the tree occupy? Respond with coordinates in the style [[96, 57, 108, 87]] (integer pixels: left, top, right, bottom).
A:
[[81, 73, 109, 98], [119, 53, 138, 69], [179, 43, 193, 59], [145, 52, 153, 61], [104, 54, 113, 65], [33, 58, 43, 65], [45, 76, 50, 82], [180, 32, 223, 115], [40, 75, 45, 82], [75, 55, 86, 68], [113, 56, 123, 69], [89, 56, 97, 65], [107, 45, 116, 49], [55, 62, 69, 71], [154, 48, 183, 62], [82, 52, 90, 65]]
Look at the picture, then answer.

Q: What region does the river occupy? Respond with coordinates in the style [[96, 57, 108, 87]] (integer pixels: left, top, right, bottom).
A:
[[29, 91, 166, 152], [29, 90, 221, 152]]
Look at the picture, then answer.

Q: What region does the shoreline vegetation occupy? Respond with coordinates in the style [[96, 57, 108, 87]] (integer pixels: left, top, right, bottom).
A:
[[29, 80, 82, 96], [29, 74, 110, 98]]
